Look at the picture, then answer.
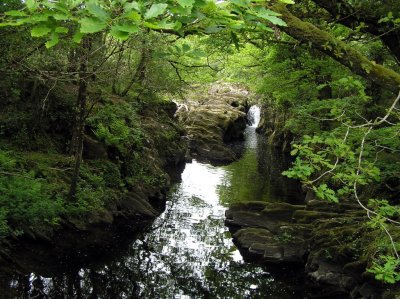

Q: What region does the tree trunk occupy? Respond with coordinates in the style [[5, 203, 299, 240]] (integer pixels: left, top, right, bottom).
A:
[[120, 40, 149, 97], [68, 37, 91, 201], [270, 3, 400, 94]]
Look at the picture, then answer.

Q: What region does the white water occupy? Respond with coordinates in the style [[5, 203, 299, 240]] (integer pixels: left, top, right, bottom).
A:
[[248, 105, 261, 127]]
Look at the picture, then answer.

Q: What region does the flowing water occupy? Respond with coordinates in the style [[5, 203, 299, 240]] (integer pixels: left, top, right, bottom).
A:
[[1, 106, 305, 298]]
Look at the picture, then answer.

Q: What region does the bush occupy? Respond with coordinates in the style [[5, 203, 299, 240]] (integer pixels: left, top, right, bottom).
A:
[[87, 102, 143, 155]]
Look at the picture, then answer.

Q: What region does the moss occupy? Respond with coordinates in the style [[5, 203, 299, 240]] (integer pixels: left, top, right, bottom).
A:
[[261, 203, 305, 222], [229, 201, 269, 213], [234, 227, 275, 248], [293, 210, 340, 223]]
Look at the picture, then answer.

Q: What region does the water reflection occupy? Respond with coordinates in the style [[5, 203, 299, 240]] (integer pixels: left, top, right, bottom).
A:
[[219, 126, 303, 206], [1, 161, 303, 298], [1, 106, 305, 298]]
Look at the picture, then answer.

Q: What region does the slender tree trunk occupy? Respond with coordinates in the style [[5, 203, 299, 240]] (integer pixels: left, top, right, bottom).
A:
[[120, 40, 149, 97], [111, 44, 125, 95], [68, 37, 91, 201]]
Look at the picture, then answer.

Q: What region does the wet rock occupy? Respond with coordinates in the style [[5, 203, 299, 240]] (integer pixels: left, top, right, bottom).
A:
[[256, 104, 293, 152], [176, 83, 250, 164], [225, 199, 396, 298]]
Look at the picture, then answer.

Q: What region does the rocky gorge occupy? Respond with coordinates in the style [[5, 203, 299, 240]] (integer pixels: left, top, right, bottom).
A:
[[1, 82, 398, 298]]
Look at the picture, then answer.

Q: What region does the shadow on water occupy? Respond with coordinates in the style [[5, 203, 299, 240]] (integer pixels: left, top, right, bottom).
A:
[[0, 106, 306, 299]]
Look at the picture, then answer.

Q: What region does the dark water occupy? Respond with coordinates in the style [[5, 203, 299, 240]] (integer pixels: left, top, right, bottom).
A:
[[0, 107, 305, 298]]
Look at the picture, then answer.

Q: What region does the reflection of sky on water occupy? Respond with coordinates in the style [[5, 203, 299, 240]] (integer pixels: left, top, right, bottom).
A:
[[135, 159, 246, 292], [180, 160, 226, 205]]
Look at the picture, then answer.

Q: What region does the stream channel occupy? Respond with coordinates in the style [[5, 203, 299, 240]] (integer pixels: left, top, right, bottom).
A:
[[1, 106, 307, 298]]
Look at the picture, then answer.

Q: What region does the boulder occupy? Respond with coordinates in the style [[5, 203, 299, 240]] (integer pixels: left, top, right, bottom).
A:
[[176, 83, 250, 164]]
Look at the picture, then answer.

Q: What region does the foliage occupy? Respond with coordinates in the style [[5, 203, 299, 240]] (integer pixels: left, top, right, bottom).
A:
[[0, 173, 64, 237], [368, 255, 400, 284], [0, 0, 291, 46], [87, 101, 144, 154], [282, 93, 400, 283]]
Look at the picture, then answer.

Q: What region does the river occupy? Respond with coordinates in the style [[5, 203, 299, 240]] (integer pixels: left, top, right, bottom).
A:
[[1, 106, 306, 298]]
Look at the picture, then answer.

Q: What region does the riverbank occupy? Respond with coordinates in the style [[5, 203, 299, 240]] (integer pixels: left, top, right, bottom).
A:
[[0, 98, 187, 271]]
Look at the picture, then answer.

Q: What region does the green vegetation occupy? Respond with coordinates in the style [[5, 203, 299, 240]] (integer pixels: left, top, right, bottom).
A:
[[0, 0, 399, 288]]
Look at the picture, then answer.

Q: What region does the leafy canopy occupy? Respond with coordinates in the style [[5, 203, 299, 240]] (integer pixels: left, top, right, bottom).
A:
[[1, 0, 293, 47]]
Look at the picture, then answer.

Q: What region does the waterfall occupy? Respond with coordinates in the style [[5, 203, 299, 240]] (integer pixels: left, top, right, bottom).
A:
[[247, 105, 260, 128]]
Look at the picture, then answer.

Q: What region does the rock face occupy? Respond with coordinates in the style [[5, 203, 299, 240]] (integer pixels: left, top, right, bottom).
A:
[[256, 104, 293, 152], [225, 200, 399, 298], [176, 83, 250, 164]]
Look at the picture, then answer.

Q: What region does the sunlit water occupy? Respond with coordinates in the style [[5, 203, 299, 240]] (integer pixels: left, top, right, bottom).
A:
[[1, 106, 305, 298]]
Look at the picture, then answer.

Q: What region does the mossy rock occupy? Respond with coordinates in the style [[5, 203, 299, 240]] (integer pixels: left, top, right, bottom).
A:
[[293, 210, 340, 224], [176, 83, 250, 164], [261, 202, 305, 222]]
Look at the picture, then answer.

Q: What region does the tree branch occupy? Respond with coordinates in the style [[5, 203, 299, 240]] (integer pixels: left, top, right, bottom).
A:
[[269, 3, 400, 94]]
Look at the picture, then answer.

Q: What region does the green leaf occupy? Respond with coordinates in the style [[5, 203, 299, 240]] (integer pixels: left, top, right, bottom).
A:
[[144, 3, 168, 20], [79, 17, 108, 33], [112, 23, 139, 34], [52, 13, 69, 21], [26, 0, 38, 11], [31, 25, 52, 37], [4, 10, 27, 17], [174, 21, 183, 31], [69, 0, 83, 9], [264, 15, 287, 26], [279, 0, 295, 4], [45, 32, 60, 48], [110, 27, 130, 41], [252, 7, 281, 17], [230, 0, 249, 8], [124, 2, 141, 12], [177, 0, 195, 8], [256, 22, 274, 32], [123, 11, 142, 22], [87, 2, 110, 21], [143, 21, 160, 30], [55, 26, 69, 34], [31, 14, 50, 22], [157, 19, 178, 30], [73, 31, 84, 43]]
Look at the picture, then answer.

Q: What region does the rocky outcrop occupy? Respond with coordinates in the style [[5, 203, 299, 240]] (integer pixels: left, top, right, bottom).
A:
[[256, 104, 293, 152], [176, 83, 251, 164], [225, 200, 400, 298]]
